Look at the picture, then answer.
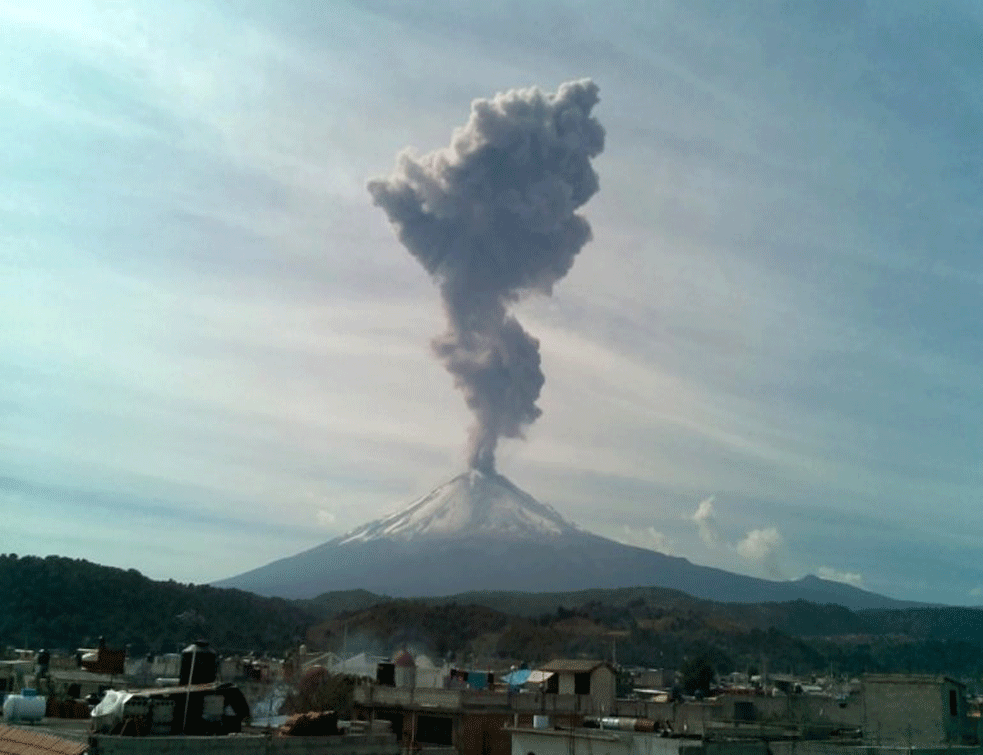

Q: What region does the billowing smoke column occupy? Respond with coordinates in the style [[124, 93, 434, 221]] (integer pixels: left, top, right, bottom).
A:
[[368, 79, 604, 472]]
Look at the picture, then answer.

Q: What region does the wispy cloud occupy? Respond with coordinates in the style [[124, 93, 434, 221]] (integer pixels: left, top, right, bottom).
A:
[[3, 0, 982, 601], [689, 498, 785, 578], [619, 526, 675, 555], [691, 496, 723, 549], [817, 567, 864, 589], [737, 528, 784, 578]]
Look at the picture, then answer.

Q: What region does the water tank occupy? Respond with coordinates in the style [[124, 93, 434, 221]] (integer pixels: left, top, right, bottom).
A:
[[180, 641, 217, 685], [3, 693, 46, 722], [376, 662, 395, 686], [393, 651, 416, 689]]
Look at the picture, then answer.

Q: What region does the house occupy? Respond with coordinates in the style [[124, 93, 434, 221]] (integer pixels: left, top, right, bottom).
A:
[[539, 660, 616, 714], [352, 656, 609, 755], [861, 674, 978, 746]]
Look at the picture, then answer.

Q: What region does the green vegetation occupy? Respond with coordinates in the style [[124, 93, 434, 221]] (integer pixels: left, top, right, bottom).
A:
[[679, 654, 716, 696], [0, 554, 316, 654], [4, 553, 983, 679]]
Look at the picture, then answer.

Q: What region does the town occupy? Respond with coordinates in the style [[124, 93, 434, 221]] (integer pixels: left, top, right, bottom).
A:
[[2, 640, 982, 755]]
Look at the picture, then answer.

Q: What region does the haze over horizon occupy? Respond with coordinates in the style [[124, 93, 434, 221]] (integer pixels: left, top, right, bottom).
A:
[[4, 1, 982, 605]]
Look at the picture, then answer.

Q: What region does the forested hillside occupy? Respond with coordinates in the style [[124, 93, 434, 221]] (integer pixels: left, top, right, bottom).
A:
[[5, 553, 983, 680], [315, 596, 983, 678], [0, 554, 316, 654]]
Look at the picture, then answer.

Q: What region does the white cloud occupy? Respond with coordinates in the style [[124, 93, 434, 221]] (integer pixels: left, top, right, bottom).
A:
[[3, 1, 982, 603], [691, 496, 722, 548], [620, 525, 674, 554], [737, 527, 784, 579], [817, 567, 864, 589], [316, 510, 337, 528], [737, 527, 782, 561], [690, 498, 785, 577]]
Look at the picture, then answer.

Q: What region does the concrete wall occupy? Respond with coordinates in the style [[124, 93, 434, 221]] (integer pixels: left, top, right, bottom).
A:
[[458, 713, 514, 755], [713, 694, 863, 727], [861, 678, 969, 746], [355, 686, 612, 716], [592, 668, 616, 713], [612, 694, 865, 736], [151, 656, 182, 679], [771, 742, 983, 755], [88, 732, 400, 755], [356, 685, 464, 710], [551, 668, 615, 711], [634, 670, 674, 690], [511, 727, 767, 755]]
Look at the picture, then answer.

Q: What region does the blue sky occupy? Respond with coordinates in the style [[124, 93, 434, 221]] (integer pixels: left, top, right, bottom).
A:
[[3, 0, 981, 604]]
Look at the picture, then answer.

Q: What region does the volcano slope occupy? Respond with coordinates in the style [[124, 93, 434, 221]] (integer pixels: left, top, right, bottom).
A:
[[215, 470, 909, 610]]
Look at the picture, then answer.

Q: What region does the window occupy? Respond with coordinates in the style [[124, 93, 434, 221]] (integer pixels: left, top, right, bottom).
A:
[[950, 689, 958, 717], [416, 715, 453, 745], [734, 701, 756, 722], [574, 672, 591, 695]]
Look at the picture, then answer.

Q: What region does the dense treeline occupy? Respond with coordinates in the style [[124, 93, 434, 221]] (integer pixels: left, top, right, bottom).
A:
[[319, 597, 983, 679], [0, 554, 315, 655], [5, 554, 983, 680], [308, 600, 512, 659]]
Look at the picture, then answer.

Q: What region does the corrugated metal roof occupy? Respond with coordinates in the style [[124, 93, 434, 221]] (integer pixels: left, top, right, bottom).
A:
[[539, 659, 610, 673], [0, 724, 87, 755]]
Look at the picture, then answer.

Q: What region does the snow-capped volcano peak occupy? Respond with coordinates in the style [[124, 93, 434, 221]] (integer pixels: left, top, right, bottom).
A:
[[338, 469, 579, 545]]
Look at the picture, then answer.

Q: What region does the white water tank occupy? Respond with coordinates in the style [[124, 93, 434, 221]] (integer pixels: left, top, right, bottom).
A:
[[3, 693, 46, 722]]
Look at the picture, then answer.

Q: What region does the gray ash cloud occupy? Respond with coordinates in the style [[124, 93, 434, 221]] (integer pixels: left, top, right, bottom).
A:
[[368, 80, 604, 471]]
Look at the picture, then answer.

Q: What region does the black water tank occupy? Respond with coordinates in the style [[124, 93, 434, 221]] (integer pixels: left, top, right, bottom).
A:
[[180, 640, 217, 685], [376, 662, 395, 686]]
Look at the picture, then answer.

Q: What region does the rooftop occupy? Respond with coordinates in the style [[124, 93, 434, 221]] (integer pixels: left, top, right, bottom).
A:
[[539, 660, 612, 674], [0, 724, 87, 755], [864, 674, 965, 688]]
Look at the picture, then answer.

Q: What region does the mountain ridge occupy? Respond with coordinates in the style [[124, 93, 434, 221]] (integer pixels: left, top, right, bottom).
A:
[[2, 554, 975, 679], [214, 471, 920, 610]]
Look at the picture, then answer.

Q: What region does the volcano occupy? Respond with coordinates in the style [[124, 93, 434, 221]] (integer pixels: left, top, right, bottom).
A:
[[337, 470, 579, 544], [214, 471, 909, 609]]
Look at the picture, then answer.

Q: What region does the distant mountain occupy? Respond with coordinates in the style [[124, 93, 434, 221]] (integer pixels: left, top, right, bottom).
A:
[[214, 470, 917, 610]]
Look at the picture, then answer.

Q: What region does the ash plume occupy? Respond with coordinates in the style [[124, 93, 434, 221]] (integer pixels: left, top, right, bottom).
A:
[[368, 79, 605, 472]]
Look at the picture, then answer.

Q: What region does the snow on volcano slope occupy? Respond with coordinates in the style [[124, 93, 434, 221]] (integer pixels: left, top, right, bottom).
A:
[[213, 471, 915, 610], [338, 469, 579, 544]]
